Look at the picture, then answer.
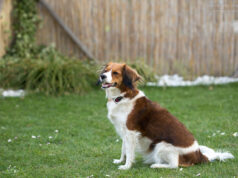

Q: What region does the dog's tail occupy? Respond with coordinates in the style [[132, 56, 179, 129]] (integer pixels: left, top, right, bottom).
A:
[[199, 145, 234, 162]]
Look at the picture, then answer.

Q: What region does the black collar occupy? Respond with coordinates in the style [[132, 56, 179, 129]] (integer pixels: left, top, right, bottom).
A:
[[113, 96, 123, 103]]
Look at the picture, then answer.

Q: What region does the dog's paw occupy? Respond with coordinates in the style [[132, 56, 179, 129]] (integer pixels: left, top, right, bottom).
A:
[[113, 159, 123, 164], [118, 164, 131, 170]]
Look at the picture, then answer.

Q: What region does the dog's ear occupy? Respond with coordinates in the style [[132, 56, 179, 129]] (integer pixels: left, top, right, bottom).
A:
[[122, 64, 141, 89]]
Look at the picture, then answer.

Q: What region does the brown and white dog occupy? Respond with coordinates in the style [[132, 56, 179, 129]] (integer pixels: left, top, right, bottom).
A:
[[99, 62, 234, 170]]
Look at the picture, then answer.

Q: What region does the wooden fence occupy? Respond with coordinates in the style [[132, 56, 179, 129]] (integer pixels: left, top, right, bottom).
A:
[[35, 0, 238, 77], [0, 0, 12, 58]]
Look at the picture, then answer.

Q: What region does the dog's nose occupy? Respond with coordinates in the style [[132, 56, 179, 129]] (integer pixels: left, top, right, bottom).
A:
[[100, 74, 106, 80]]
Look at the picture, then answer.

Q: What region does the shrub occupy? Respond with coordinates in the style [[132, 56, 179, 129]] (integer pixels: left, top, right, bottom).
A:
[[0, 46, 97, 95]]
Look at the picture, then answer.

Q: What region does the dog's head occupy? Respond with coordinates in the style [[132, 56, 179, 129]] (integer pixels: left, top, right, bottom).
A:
[[99, 62, 141, 90]]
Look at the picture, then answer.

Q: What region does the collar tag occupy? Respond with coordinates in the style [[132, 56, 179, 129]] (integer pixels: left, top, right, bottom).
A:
[[114, 96, 123, 103]]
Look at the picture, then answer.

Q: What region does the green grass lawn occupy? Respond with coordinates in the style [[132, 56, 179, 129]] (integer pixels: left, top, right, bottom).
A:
[[0, 83, 238, 177]]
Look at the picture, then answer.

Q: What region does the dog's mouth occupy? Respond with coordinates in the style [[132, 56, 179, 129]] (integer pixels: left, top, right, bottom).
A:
[[102, 82, 117, 89]]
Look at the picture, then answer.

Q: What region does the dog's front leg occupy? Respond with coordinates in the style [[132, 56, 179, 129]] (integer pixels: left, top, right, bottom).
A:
[[118, 131, 136, 170], [113, 138, 126, 164]]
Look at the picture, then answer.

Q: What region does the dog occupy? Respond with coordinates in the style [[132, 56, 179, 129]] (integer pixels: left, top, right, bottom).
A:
[[98, 62, 234, 170]]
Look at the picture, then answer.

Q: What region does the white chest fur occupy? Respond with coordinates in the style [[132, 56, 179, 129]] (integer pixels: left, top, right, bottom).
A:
[[106, 90, 145, 138], [107, 98, 133, 137]]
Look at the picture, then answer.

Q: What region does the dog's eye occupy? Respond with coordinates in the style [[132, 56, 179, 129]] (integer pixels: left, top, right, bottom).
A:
[[113, 71, 119, 75]]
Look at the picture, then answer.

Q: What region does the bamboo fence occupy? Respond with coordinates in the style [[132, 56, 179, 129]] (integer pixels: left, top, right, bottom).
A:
[[0, 0, 12, 58], [34, 0, 238, 76]]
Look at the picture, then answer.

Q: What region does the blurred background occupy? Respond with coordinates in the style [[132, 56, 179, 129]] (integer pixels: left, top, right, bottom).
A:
[[0, 0, 238, 94]]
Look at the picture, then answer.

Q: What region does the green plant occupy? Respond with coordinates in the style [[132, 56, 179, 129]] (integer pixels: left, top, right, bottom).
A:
[[0, 46, 97, 95], [7, 0, 40, 58]]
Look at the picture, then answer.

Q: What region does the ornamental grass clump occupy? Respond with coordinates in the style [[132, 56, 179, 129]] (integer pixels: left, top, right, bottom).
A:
[[0, 46, 97, 95]]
